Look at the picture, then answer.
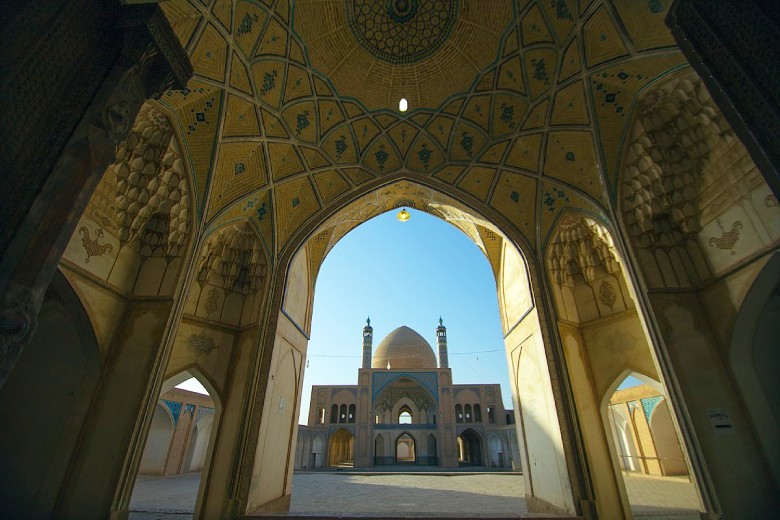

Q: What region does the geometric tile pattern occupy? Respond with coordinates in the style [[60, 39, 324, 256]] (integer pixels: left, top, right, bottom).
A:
[[211, 142, 268, 216], [154, 0, 691, 274]]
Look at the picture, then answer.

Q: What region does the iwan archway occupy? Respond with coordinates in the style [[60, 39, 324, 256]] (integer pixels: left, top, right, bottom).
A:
[[327, 428, 354, 467], [242, 175, 684, 517], [4, 1, 780, 519]]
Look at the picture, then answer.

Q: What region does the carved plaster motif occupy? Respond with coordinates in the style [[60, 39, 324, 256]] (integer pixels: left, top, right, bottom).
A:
[[187, 331, 219, 355]]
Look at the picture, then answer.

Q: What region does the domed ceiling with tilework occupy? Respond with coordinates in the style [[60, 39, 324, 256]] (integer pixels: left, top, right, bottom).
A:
[[157, 0, 685, 272]]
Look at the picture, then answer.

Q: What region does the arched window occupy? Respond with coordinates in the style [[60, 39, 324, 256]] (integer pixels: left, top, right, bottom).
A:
[[474, 404, 482, 423], [348, 404, 356, 423], [455, 404, 463, 423], [465, 404, 473, 423], [339, 404, 347, 423], [399, 405, 412, 424], [330, 404, 338, 423]]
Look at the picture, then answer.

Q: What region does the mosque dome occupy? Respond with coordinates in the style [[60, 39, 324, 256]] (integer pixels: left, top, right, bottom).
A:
[[372, 326, 437, 369]]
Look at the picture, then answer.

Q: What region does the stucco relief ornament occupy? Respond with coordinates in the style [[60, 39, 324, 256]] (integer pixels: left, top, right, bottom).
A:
[[599, 281, 617, 310], [79, 227, 113, 263], [708, 218, 743, 255], [187, 331, 218, 355]]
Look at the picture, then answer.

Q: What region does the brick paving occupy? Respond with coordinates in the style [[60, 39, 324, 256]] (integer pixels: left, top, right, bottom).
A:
[[128, 470, 700, 519], [129, 473, 200, 520], [622, 473, 700, 518], [289, 473, 527, 516]]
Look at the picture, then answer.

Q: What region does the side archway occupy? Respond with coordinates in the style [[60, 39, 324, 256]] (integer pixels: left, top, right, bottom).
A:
[[457, 428, 483, 466], [328, 428, 355, 466], [729, 252, 780, 487], [618, 70, 780, 517], [546, 211, 683, 518], [0, 270, 101, 517], [395, 432, 416, 463], [130, 369, 220, 514]]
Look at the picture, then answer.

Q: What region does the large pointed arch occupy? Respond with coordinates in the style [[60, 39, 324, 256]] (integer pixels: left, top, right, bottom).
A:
[[243, 175, 589, 516]]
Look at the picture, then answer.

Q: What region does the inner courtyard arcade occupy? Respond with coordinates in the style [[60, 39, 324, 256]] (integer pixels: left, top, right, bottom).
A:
[[1, 1, 779, 519]]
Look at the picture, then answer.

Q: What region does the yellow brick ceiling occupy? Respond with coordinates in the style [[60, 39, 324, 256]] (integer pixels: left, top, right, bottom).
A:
[[157, 0, 684, 263]]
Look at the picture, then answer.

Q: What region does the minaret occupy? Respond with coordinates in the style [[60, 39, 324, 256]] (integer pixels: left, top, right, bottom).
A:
[[436, 316, 448, 368], [362, 317, 373, 368]]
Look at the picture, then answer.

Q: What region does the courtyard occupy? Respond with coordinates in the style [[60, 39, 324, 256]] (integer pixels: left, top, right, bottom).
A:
[[129, 471, 700, 519]]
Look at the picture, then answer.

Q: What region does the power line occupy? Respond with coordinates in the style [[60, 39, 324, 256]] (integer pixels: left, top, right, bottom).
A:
[[307, 348, 503, 358], [449, 349, 503, 355], [307, 354, 360, 358]]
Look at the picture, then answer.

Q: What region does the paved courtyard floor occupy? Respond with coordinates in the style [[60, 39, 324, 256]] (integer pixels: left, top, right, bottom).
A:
[[290, 473, 527, 516], [128, 470, 700, 519]]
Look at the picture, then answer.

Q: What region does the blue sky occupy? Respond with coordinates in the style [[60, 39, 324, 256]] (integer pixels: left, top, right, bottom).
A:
[[299, 207, 512, 424]]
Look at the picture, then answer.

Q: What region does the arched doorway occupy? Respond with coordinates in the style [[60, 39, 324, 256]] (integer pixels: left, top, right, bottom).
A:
[[0, 271, 101, 517], [730, 253, 780, 487], [489, 434, 503, 468], [328, 429, 354, 467], [603, 373, 698, 516], [458, 429, 483, 466], [129, 370, 218, 516], [547, 210, 701, 519], [374, 434, 387, 466], [396, 433, 416, 463], [311, 435, 325, 469], [426, 434, 437, 466]]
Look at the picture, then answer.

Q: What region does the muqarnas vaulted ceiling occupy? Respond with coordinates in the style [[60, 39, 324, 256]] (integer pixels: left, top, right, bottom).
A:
[[155, 0, 685, 265]]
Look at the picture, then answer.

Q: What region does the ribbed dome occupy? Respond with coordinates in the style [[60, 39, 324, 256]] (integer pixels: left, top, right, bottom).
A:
[[372, 326, 437, 369]]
